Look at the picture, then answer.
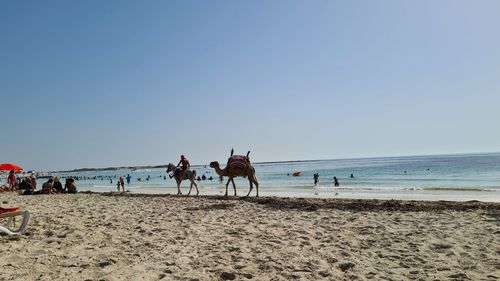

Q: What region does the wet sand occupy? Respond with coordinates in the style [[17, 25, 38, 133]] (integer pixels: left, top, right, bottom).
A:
[[1, 193, 499, 280]]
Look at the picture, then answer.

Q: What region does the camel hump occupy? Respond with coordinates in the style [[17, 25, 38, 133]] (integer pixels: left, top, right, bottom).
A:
[[228, 155, 250, 169]]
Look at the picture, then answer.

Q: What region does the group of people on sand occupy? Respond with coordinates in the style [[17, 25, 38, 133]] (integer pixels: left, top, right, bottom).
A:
[[1, 170, 77, 195], [37, 177, 77, 195]]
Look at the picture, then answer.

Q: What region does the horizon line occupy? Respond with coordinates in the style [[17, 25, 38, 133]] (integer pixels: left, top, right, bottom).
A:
[[46, 151, 500, 173]]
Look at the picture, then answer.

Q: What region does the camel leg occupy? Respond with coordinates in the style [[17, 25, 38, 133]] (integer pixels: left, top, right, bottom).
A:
[[254, 178, 259, 197], [225, 178, 231, 196], [231, 178, 237, 196], [246, 177, 253, 197], [250, 169, 259, 197]]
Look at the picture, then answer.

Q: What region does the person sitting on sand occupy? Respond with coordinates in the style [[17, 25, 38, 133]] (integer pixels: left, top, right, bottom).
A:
[[30, 174, 37, 190], [18, 178, 34, 195], [41, 178, 57, 194], [64, 178, 77, 194], [53, 177, 63, 193]]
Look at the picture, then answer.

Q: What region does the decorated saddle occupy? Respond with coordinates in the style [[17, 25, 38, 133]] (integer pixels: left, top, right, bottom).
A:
[[227, 155, 250, 169], [175, 168, 186, 179]]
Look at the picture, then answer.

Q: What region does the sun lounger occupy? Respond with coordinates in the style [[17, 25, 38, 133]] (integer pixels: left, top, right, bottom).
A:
[[0, 207, 30, 235]]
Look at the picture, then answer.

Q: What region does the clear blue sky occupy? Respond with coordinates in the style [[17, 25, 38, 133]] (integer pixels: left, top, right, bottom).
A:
[[1, 0, 499, 171]]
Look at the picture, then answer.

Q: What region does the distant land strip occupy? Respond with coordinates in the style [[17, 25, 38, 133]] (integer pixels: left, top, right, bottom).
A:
[[53, 160, 321, 173]]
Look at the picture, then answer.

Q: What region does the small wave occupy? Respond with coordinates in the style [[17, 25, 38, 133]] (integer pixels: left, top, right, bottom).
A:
[[422, 187, 496, 192]]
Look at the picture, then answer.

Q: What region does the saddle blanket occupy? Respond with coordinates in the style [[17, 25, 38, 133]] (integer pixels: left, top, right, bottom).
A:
[[175, 169, 185, 179], [228, 155, 250, 169]]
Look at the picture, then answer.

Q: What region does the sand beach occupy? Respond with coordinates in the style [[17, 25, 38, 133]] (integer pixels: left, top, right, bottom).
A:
[[1, 193, 499, 281]]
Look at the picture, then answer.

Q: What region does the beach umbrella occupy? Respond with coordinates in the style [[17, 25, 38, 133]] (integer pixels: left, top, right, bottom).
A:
[[0, 163, 23, 171]]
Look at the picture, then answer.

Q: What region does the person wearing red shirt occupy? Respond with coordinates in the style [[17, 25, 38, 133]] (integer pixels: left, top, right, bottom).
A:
[[7, 170, 16, 191]]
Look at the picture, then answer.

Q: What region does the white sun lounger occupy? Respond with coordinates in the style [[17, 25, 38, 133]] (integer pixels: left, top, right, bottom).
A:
[[0, 208, 30, 235]]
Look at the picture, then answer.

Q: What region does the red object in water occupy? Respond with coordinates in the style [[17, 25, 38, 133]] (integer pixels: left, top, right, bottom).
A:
[[292, 171, 301, 177], [0, 163, 23, 171]]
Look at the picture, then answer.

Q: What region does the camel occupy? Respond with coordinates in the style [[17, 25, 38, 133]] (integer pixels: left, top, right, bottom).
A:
[[210, 151, 259, 197], [166, 163, 199, 196]]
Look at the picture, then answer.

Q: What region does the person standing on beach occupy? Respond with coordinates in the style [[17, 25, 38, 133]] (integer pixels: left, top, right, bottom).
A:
[[333, 176, 340, 187], [7, 170, 16, 191], [119, 176, 125, 191], [313, 173, 319, 186]]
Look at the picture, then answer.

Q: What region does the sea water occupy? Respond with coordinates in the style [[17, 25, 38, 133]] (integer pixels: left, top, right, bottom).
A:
[[56, 153, 500, 201]]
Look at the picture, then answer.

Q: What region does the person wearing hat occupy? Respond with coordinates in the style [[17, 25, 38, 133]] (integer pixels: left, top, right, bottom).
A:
[[29, 174, 37, 190], [53, 176, 63, 193], [64, 178, 77, 194]]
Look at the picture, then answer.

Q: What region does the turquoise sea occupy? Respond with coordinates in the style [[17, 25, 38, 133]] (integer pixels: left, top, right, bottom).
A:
[[56, 153, 500, 202]]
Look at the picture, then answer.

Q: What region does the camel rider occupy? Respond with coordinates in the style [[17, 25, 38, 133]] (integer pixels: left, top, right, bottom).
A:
[[173, 155, 190, 178]]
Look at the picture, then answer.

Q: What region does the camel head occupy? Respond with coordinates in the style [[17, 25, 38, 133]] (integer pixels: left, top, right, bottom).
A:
[[166, 163, 176, 173], [209, 161, 219, 169]]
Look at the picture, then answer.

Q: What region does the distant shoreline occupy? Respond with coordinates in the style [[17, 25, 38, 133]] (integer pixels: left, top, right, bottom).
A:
[[56, 165, 170, 173]]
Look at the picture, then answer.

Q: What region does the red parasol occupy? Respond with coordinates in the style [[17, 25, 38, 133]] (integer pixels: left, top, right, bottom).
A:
[[0, 163, 23, 171]]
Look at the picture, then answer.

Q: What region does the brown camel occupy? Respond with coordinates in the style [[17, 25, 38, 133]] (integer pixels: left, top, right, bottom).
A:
[[166, 163, 199, 195], [209, 152, 259, 197]]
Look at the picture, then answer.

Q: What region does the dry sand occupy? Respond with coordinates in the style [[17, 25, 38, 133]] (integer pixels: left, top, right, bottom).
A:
[[1, 193, 499, 281]]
